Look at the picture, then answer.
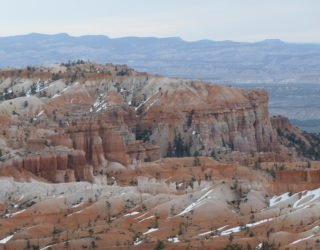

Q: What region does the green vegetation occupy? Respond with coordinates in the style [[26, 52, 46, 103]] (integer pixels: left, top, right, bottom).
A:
[[277, 128, 320, 160], [135, 124, 152, 142], [26, 66, 36, 72], [30, 83, 37, 95], [186, 109, 194, 127], [167, 132, 191, 157], [193, 151, 201, 166], [52, 226, 63, 234], [51, 73, 61, 81], [23, 100, 28, 108], [210, 149, 216, 159], [60, 59, 86, 67], [154, 240, 165, 250], [1, 87, 16, 100]]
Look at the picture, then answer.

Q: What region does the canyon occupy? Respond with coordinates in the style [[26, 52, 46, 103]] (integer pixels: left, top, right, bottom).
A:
[[0, 63, 320, 249]]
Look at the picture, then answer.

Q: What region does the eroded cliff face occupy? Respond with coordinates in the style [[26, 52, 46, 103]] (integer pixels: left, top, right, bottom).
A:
[[272, 115, 320, 160], [64, 121, 129, 166], [270, 169, 320, 194], [1, 149, 93, 182], [0, 63, 303, 183], [1, 64, 320, 249], [136, 81, 278, 157]]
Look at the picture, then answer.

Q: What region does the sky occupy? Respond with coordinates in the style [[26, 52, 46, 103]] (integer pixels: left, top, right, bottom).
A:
[[0, 0, 319, 42]]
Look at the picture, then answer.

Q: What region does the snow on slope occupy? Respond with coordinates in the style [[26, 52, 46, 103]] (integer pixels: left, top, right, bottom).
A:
[[269, 188, 320, 209]]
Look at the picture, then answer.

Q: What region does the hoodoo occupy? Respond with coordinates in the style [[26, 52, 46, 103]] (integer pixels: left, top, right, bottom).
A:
[[1, 63, 320, 249]]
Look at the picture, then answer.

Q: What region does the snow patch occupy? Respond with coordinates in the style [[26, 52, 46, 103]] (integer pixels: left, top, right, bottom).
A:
[[67, 209, 84, 217], [269, 192, 290, 206], [0, 234, 14, 244], [36, 110, 44, 117], [143, 228, 158, 235], [198, 225, 229, 236], [136, 212, 148, 220], [5, 209, 26, 218], [246, 218, 274, 228], [220, 226, 241, 236], [290, 234, 314, 245], [134, 238, 142, 246], [11, 209, 26, 217], [124, 211, 140, 217], [134, 94, 155, 111], [256, 243, 262, 250], [72, 203, 82, 208], [177, 189, 213, 216], [168, 236, 180, 243], [40, 244, 55, 250], [138, 215, 155, 223], [219, 218, 273, 236], [269, 188, 320, 209], [293, 189, 320, 209], [92, 98, 108, 113]]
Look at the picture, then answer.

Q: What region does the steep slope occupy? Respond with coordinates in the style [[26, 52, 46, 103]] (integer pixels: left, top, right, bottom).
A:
[[1, 63, 320, 249], [135, 79, 278, 156], [1, 158, 320, 249], [0, 62, 290, 183]]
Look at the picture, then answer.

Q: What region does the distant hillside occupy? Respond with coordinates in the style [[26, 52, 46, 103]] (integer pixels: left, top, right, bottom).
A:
[[1, 33, 320, 84]]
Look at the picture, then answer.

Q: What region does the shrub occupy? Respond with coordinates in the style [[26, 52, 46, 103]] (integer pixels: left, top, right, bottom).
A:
[[154, 240, 165, 250]]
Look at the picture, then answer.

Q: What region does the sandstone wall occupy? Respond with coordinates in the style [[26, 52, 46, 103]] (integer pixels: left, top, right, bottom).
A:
[[138, 83, 278, 157], [2, 150, 93, 182], [272, 169, 320, 193]]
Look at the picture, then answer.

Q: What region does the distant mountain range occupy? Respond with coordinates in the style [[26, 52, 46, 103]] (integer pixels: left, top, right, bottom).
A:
[[1, 33, 320, 84]]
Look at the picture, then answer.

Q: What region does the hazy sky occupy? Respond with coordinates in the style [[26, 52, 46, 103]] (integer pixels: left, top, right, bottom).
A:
[[0, 0, 319, 42]]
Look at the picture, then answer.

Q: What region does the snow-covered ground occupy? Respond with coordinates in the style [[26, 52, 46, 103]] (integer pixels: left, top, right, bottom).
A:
[[124, 211, 140, 217], [168, 236, 180, 243], [176, 189, 213, 216], [269, 192, 291, 206], [290, 234, 314, 245], [269, 188, 320, 210], [0, 234, 14, 244], [143, 228, 158, 235]]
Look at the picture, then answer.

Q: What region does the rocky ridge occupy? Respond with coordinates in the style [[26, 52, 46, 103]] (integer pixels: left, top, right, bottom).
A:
[[0, 62, 287, 179], [0, 63, 320, 249]]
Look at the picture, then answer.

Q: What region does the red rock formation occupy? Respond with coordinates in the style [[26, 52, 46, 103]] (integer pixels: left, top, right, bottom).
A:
[[271, 115, 292, 130], [49, 134, 73, 148], [101, 128, 130, 166], [1, 149, 94, 182], [276, 169, 320, 184], [0, 63, 315, 185], [138, 82, 278, 157], [126, 141, 160, 163], [271, 169, 320, 193], [65, 120, 130, 166], [276, 169, 308, 183], [26, 138, 48, 151]]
